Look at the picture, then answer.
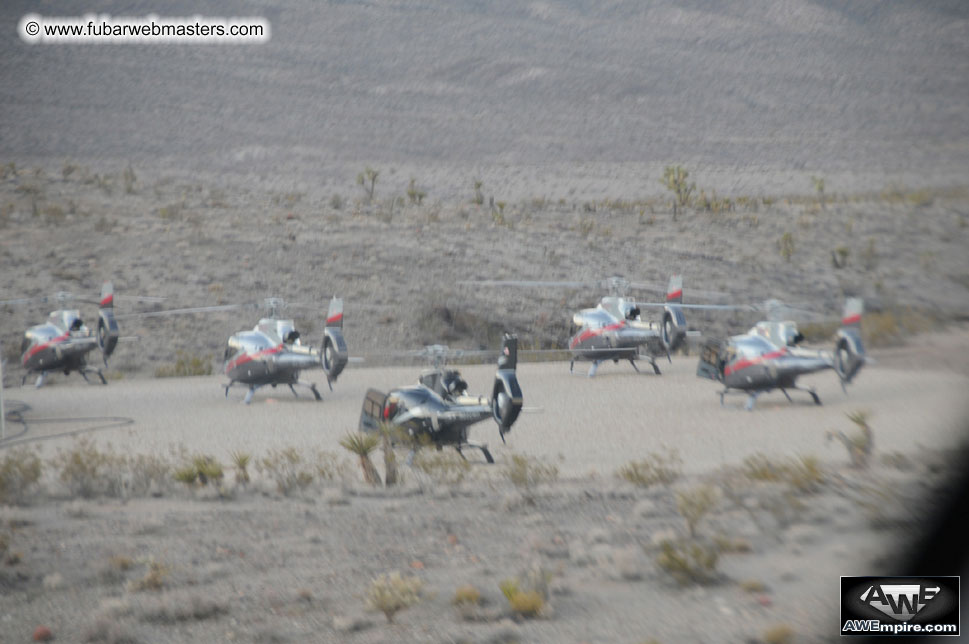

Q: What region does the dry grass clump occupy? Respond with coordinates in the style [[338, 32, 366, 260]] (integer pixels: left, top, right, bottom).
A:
[[499, 579, 545, 618], [504, 453, 558, 492], [366, 571, 423, 623], [763, 623, 795, 644], [452, 584, 482, 606], [153, 351, 212, 377], [128, 559, 170, 592], [617, 448, 682, 487], [826, 411, 873, 468], [230, 451, 251, 484], [413, 449, 472, 485], [0, 446, 43, 505], [740, 578, 767, 593], [173, 454, 224, 487], [656, 538, 720, 585], [742, 453, 826, 493], [257, 448, 316, 495], [675, 485, 721, 538], [54, 438, 128, 498]]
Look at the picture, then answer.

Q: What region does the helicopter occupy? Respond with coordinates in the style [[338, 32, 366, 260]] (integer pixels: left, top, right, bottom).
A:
[[695, 298, 867, 410], [13, 282, 121, 387], [221, 296, 349, 403], [358, 334, 522, 463], [462, 275, 699, 376]]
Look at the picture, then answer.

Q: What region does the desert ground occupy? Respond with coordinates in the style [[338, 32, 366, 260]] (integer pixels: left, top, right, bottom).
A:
[[2, 0, 969, 642]]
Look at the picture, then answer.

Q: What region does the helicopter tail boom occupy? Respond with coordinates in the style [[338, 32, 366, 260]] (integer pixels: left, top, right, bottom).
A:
[[96, 281, 120, 365], [320, 297, 349, 384], [834, 298, 866, 386], [492, 334, 523, 441]]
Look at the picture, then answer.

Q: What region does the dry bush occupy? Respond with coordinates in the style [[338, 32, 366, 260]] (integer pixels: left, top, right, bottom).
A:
[[413, 449, 472, 486], [452, 584, 482, 606], [128, 559, 170, 592], [675, 485, 721, 538], [827, 411, 873, 468], [508, 590, 544, 618], [54, 438, 128, 498], [154, 351, 212, 377], [0, 446, 43, 504], [742, 453, 825, 493], [127, 454, 172, 496], [617, 448, 682, 487], [258, 448, 314, 495], [366, 571, 423, 623], [137, 594, 228, 623], [173, 454, 224, 487], [504, 454, 558, 493], [763, 624, 795, 644], [656, 538, 720, 585], [740, 578, 767, 593]]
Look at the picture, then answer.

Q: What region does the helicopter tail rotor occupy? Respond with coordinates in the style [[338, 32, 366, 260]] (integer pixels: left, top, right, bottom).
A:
[[659, 275, 687, 360], [96, 282, 120, 365], [491, 334, 523, 442], [320, 297, 349, 387], [833, 298, 866, 389]]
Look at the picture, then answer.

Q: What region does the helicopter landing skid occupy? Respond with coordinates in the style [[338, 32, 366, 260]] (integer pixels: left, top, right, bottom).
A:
[[720, 385, 822, 411], [288, 381, 323, 401], [79, 365, 107, 385], [455, 441, 494, 464]]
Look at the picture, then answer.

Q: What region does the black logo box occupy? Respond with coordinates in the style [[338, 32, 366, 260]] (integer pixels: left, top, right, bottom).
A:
[[841, 576, 960, 636]]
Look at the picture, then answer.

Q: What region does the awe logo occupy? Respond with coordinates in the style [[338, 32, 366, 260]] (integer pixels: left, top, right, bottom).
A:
[[860, 583, 941, 622]]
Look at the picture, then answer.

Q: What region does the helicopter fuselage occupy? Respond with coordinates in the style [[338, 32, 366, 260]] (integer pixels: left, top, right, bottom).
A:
[[21, 311, 98, 375]]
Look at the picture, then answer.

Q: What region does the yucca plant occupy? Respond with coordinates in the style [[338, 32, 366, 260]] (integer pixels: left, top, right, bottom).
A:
[[230, 451, 251, 485], [339, 432, 382, 486]]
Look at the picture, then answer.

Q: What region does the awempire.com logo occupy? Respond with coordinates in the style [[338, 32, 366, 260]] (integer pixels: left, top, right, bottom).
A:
[[841, 576, 960, 636]]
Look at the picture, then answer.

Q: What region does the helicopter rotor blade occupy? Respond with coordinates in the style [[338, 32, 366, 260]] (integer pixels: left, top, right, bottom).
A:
[[115, 303, 244, 319]]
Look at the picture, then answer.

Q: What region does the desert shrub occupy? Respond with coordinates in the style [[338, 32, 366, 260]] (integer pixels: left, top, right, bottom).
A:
[[617, 448, 682, 487], [0, 446, 43, 504], [777, 232, 795, 262], [413, 449, 471, 486], [763, 624, 795, 644], [230, 451, 251, 485], [811, 175, 825, 208], [339, 432, 381, 486], [713, 534, 752, 554], [258, 448, 314, 495], [54, 438, 128, 498], [508, 590, 544, 617], [356, 166, 379, 202], [452, 584, 482, 606], [827, 411, 873, 468], [862, 311, 900, 347], [127, 453, 172, 496], [123, 164, 137, 194], [740, 578, 767, 593], [832, 246, 850, 269], [742, 453, 825, 493], [472, 179, 484, 205], [661, 165, 695, 217], [329, 193, 344, 210], [406, 178, 426, 205], [173, 454, 224, 487], [154, 351, 212, 377], [675, 485, 720, 538], [656, 538, 720, 585], [128, 559, 170, 592], [366, 571, 423, 623], [505, 454, 558, 494]]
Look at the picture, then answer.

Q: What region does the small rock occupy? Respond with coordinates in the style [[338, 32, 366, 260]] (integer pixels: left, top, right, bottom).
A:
[[33, 626, 53, 641], [586, 527, 610, 545], [632, 498, 662, 519], [332, 613, 372, 633]]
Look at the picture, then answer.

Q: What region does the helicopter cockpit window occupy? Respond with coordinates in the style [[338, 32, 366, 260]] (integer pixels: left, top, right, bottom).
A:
[[223, 344, 237, 362], [625, 306, 641, 321], [284, 330, 300, 344], [70, 317, 84, 332]]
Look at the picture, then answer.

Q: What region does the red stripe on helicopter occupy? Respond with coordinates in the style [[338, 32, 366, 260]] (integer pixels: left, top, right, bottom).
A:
[[23, 332, 71, 365], [841, 313, 861, 326], [225, 344, 284, 373], [326, 312, 343, 325], [666, 289, 682, 301], [723, 347, 788, 377], [100, 294, 114, 307], [570, 321, 626, 349]]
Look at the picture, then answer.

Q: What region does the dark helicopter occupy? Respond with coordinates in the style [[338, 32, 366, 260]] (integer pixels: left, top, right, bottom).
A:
[[13, 282, 121, 387], [221, 297, 349, 403], [358, 334, 523, 463], [696, 298, 867, 410]]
